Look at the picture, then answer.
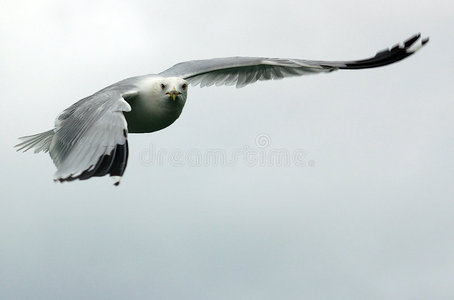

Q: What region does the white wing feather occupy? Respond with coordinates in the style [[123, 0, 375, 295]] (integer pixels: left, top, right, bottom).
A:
[[49, 87, 135, 184], [159, 34, 428, 88]]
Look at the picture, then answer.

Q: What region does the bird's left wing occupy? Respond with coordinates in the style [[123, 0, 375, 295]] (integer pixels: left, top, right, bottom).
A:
[[159, 33, 428, 88], [50, 85, 138, 185]]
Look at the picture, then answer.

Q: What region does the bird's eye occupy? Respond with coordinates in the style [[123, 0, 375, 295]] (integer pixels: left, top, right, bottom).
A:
[[182, 83, 187, 90], [161, 83, 166, 90]]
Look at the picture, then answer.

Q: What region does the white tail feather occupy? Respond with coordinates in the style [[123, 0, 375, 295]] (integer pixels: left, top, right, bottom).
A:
[[15, 130, 54, 153]]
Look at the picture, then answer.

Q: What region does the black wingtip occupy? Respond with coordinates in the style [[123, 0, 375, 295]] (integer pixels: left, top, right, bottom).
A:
[[422, 37, 429, 45], [340, 33, 428, 70], [55, 141, 129, 184], [404, 33, 421, 48]]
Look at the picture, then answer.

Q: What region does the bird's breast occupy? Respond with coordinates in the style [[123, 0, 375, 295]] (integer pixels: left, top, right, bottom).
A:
[[124, 96, 185, 133]]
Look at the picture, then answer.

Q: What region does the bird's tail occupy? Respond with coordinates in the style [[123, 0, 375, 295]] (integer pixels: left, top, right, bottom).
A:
[[15, 129, 55, 153]]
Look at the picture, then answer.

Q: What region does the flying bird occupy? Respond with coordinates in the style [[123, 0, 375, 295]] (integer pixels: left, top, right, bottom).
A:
[[16, 33, 429, 185]]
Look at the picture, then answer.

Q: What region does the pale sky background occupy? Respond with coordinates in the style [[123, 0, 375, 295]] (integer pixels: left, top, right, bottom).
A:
[[1, 0, 454, 299]]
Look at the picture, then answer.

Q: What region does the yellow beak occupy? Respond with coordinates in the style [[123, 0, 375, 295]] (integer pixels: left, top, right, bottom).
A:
[[166, 89, 181, 101]]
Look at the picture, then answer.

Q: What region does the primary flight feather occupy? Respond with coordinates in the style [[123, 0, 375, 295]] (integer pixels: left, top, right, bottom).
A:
[[16, 33, 429, 185]]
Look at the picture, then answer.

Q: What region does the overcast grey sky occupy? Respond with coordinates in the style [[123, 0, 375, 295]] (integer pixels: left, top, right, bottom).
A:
[[1, 0, 454, 299]]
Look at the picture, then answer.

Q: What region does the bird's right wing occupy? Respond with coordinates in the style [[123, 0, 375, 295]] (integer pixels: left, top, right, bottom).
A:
[[49, 85, 138, 185], [159, 33, 428, 88]]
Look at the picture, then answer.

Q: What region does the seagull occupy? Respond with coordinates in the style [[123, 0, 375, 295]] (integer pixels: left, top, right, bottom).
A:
[[16, 33, 429, 185]]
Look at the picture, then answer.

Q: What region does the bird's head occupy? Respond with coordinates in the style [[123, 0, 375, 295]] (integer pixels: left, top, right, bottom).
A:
[[152, 77, 188, 103]]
